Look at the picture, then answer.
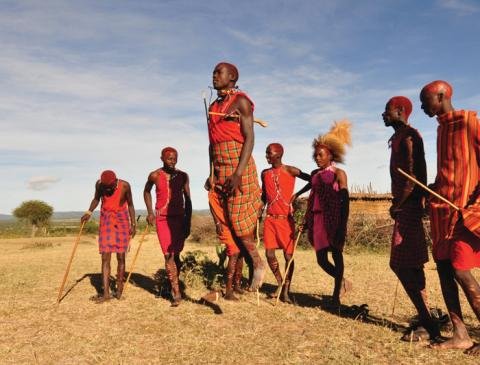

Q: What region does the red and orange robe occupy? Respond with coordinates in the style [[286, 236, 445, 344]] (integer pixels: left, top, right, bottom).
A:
[[207, 90, 262, 254], [154, 169, 188, 255], [431, 110, 480, 270], [389, 125, 429, 269], [262, 166, 295, 255], [98, 180, 130, 253]]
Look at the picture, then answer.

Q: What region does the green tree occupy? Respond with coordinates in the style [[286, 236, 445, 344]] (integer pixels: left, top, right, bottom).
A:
[[13, 200, 54, 237]]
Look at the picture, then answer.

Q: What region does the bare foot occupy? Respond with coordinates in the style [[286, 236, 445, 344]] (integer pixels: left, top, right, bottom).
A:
[[339, 278, 352, 298], [224, 291, 239, 301], [171, 296, 182, 307], [465, 343, 480, 355], [430, 336, 473, 350], [233, 286, 245, 295], [281, 290, 293, 304], [250, 264, 266, 291], [93, 296, 111, 304], [267, 286, 282, 299]]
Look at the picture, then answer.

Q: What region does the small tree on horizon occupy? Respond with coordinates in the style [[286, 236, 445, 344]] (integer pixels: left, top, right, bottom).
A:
[[13, 200, 54, 237]]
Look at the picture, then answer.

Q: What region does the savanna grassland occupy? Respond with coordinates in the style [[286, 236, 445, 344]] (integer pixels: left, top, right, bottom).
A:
[[1, 213, 480, 365]]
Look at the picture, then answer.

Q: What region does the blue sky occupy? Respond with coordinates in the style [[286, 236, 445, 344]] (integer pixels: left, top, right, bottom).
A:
[[1, 0, 480, 214]]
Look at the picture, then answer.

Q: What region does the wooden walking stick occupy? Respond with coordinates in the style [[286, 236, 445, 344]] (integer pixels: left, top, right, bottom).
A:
[[56, 220, 86, 304], [391, 279, 400, 317], [208, 111, 268, 128], [275, 225, 304, 306], [123, 224, 150, 295], [397, 168, 459, 210]]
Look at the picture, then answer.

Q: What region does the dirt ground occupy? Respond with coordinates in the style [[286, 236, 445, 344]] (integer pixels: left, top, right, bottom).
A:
[[1, 235, 479, 364]]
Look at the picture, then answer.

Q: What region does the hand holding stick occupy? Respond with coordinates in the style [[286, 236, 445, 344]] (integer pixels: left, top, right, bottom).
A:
[[397, 168, 459, 210], [275, 224, 304, 306]]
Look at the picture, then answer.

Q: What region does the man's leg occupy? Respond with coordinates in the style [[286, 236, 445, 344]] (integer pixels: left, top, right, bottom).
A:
[[174, 253, 182, 276], [266, 249, 283, 297], [240, 234, 265, 291], [393, 267, 439, 340], [316, 249, 336, 277], [165, 253, 181, 307], [454, 268, 480, 354], [100, 252, 112, 301], [282, 251, 294, 304], [233, 254, 245, 294], [331, 248, 346, 304], [225, 253, 239, 300], [432, 260, 473, 349], [116, 253, 126, 299]]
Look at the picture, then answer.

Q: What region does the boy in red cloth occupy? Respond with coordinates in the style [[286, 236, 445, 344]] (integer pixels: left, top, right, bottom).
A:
[[420, 80, 480, 354], [144, 147, 192, 307], [205, 62, 265, 299], [383, 96, 440, 341], [261, 143, 310, 303], [81, 170, 136, 302]]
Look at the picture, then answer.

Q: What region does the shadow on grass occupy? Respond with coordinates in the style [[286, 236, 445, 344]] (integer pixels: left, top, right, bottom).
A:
[[261, 282, 407, 333]]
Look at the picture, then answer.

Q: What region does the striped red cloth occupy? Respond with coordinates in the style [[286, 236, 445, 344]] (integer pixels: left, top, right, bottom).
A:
[[430, 110, 480, 261], [211, 140, 262, 238]]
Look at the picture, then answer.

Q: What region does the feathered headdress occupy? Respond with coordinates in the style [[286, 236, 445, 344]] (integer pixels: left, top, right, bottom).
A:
[[312, 120, 352, 163]]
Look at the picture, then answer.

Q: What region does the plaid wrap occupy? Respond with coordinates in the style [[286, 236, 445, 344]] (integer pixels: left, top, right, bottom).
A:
[[390, 199, 428, 269], [212, 140, 262, 237], [98, 208, 130, 253]]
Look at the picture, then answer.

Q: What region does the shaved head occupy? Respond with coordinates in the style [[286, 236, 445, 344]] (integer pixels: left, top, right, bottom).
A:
[[421, 80, 453, 99], [100, 170, 116, 185], [267, 143, 284, 156], [387, 96, 413, 121], [161, 147, 178, 158], [215, 62, 239, 83]]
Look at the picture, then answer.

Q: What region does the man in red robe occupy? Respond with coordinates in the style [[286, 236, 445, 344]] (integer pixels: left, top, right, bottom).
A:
[[261, 143, 309, 303], [206, 62, 265, 299], [421, 80, 480, 354], [81, 170, 136, 302], [144, 147, 192, 307], [383, 96, 440, 341]]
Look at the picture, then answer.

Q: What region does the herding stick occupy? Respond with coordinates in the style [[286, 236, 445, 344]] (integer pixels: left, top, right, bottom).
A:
[[56, 220, 86, 304], [275, 225, 304, 306], [208, 111, 268, 127], [397, 168, 459, 210], [123, 225, 150, 296]]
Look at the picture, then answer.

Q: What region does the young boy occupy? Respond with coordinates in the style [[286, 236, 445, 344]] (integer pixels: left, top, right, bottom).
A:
[[261, 143, 310, 303]]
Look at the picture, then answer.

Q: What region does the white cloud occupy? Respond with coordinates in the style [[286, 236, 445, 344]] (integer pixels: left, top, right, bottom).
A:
[[27, 176, 61, 191], [438, 0, 479, 14]]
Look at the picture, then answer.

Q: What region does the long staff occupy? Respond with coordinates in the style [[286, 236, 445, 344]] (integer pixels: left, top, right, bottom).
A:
[[397, 168, 459, 210], [208, 111, 268, 128], [274, 224, 304, 306], [123, 225, 150, 295], [56, 221, 86, 304]]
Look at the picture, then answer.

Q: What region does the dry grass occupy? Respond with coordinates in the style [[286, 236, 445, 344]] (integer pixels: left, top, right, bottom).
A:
[[1, 235, 480, 365]]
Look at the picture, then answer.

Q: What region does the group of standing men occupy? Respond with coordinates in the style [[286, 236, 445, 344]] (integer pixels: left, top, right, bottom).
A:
[[80, 61, 480, 355], [384, 81, 480, 354]]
